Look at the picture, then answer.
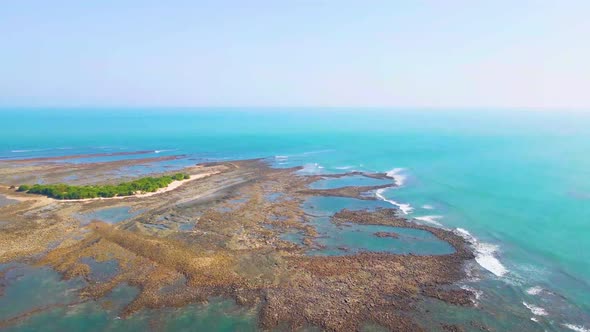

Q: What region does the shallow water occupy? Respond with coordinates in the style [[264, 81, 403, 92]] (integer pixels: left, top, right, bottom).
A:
[[309, 219, 454, 256], [79, 258, 119, 282], [0, 265, 85, 321], [308, 175, 393, 190], [76, 206, 141, 225], [302, 195, 454, 256], [279, 228, 306, 245], [0, 264, 257, 331], [303, 196, 392, 216], [0, 195, 18, 208]]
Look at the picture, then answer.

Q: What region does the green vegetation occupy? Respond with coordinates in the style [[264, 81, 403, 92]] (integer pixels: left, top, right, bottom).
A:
[[17, 173, 190, 200]]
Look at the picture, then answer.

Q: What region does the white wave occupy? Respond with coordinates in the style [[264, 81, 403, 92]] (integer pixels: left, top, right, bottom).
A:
[[523, 302, 547, 316], [154, 149, 177, 154], [385, 168, 407, 186], [563, 324, 590, 332], [454, 228, 473, 239], [454, 228, 508, 277], [301, 149, 334, 155], [526, 286, 543, 295], [297, 163, 324, 175], [334, 165, 353, 170], [11, 149, 47, 153], [531, 317, 539, 322], [422, 204, 434, 210], [414, 215, 443, 226], [460, 285, 482, 302], [375, 188, 413, 215], [476, 243, 508, 277], [275, 155, 288, 161]]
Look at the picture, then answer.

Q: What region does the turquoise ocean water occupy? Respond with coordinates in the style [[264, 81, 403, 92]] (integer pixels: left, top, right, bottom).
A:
[[0, 108, 589, 331]]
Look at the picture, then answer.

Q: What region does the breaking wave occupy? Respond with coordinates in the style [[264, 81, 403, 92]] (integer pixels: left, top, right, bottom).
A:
[[297, 163, 324, 175], [11, 148, 54, 153], [414, 215, 443, 226], [526, 286, 543, 295], [563, 324, 590, 332], [375, 188, 413, 215], [454, 228, 508, 277], [385, 168, 407, 186], [523, 302, 547, 316]]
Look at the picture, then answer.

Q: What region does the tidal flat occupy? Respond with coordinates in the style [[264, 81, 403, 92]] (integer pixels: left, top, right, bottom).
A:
[[0, 154, 478, 331]]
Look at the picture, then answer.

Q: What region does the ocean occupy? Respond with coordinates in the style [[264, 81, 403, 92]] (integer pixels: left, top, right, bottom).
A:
[[0, 108, 589, 331]]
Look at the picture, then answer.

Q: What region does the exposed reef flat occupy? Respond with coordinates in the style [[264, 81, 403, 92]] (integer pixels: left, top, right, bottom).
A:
[[1, 150, 158, 163], [0, 156, 476, 331], [0, 153, 185, 187]]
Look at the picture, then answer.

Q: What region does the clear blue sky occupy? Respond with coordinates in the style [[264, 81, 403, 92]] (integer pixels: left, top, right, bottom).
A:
[[1, 0, 589, 109]]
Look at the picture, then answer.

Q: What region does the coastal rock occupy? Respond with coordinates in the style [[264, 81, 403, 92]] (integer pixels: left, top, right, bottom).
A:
[[373, 231, 400, 239]]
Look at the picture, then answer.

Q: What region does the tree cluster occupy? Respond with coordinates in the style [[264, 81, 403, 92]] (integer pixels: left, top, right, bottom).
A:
[[17, 173, 190, 199]]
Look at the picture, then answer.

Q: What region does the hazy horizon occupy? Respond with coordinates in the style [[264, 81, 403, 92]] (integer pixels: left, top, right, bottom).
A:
[[2, 1, 590, 110]]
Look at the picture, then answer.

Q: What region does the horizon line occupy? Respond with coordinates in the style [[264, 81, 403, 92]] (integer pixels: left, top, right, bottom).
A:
[[0, 105, 589, 113]]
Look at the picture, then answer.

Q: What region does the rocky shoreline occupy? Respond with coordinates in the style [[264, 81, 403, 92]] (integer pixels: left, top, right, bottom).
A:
[[0, 156, 478, 331]]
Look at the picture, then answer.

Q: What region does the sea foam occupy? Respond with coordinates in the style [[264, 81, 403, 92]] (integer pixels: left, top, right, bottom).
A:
[[526, 286, 543, 296], [385, 168, 407, 186], [460, 285, 482, 303], [523, 302, 548, 316], [454, 228, 508, 277], [414, 215, 443, 226], [375, 188, 413, 215], [297, 163, 324, 175], [11, 148, 51, 153], [154, 149, 174, 153], [563, 324, 590, 332]]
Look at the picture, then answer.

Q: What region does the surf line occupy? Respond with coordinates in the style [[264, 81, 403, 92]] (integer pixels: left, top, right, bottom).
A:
[[377, 167, 509, 279], [375, 188, 413, 215], [376, 168, 413, 215], [455, 228, 508, 277]]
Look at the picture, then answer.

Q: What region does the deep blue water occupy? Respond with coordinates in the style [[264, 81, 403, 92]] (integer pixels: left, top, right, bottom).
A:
[[1, 108, 589, 331]]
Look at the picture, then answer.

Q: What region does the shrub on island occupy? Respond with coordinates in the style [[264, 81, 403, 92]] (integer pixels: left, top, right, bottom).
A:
[[16, 173, 190, 200]]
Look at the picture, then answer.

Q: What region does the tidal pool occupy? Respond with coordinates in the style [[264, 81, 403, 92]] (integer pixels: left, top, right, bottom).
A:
[[0, 195, 18, 208], [279, 229, 306, 245], [303, 196, 454, 256], [303, 196, 392, 216], [79, 257, 119, 282], [76, 206, 142, 225], [0, 265, 85, 322], [306, 216, 454, 256], [0, 264, 258, 332]]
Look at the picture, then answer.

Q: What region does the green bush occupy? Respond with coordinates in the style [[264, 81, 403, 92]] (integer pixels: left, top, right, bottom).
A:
[[18, 173, 190, 200], [17, 185, 31, 192]]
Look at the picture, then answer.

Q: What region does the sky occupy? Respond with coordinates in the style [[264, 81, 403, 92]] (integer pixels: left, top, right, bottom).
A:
[[1, 0, 589, 110]]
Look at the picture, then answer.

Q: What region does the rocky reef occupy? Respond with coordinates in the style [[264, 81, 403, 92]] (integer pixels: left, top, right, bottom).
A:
[[0, 156, 477, 331]]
